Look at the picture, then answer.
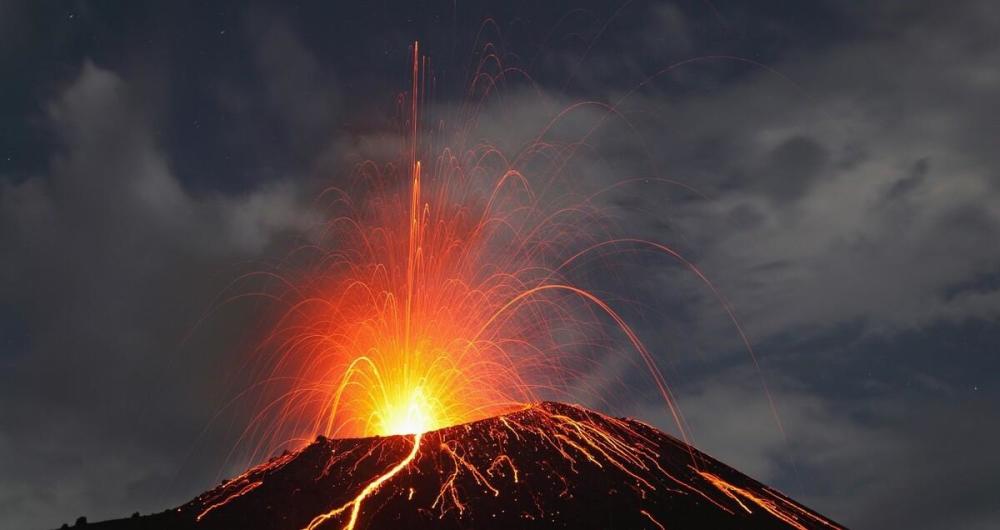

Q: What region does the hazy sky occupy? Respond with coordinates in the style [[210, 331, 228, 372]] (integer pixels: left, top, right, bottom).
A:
[[2, 1, 999, 528]]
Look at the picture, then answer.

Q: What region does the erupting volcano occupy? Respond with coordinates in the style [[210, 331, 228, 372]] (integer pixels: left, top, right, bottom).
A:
[[73, 43, 841, 529], [83, 402, 839, 530]]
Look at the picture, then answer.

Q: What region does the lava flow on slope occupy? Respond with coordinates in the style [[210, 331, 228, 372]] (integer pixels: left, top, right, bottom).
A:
[[81, 402, 841, 530]]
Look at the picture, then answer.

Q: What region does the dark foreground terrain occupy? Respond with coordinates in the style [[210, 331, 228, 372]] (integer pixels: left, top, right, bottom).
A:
[[68, 402, 841, 530]]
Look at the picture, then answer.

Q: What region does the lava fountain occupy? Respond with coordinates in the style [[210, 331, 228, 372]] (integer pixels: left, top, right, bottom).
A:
[[247, 41, 688, 448], [199, 41, 831, 530]]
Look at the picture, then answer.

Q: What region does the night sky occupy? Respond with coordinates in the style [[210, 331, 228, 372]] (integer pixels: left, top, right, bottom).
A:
[[2, 1, 999, 528]]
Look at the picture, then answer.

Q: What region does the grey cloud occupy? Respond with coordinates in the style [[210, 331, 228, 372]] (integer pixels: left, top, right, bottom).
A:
[[0, 60, 316, 529], [421, 3, 1000, 340], [752, 135, 829, 202], [434, 4, 1000, 528], [636, 369, 1000, 529], [247, 11, 340, 159], [608, 2, 1000, 341], [255, 21, 337, 138], [3, 2, 999, 529], [883, 157, 930, 201], [641, 3, 693, 57]]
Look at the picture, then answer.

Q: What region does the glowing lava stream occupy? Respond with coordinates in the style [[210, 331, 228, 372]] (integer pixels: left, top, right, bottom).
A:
[[303, 433, 422, 530], [695, 470, 841, 530], [304, 43, 429, 530]]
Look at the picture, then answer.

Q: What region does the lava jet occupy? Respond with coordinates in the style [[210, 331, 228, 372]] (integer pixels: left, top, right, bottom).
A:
[[78, 402, 840, 530]]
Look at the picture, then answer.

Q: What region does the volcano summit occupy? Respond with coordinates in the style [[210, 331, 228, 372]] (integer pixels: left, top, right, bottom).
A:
[[75, 402, 840, 530]]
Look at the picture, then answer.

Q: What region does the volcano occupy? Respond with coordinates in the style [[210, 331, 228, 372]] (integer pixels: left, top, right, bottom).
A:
[[74, 402, 840, 530]]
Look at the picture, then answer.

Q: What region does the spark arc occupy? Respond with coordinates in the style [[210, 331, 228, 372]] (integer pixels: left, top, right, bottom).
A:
[[246, 40, 689, 453]]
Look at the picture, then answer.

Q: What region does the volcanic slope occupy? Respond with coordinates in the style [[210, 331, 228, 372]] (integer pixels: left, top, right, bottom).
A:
[[77, 402, 841, 530]]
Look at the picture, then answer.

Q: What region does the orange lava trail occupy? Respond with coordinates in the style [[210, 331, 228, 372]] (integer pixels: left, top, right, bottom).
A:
[[186, 400, 840, 528], [195, 480, 262, 522], [696, 470, 841, 530], [303, 433, 422, 530], [641, 509, 667, 530], [194, 451, 295, 522]]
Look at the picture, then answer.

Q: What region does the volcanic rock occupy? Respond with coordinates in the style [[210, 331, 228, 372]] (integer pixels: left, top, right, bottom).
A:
[[73, 402, 841, 530]]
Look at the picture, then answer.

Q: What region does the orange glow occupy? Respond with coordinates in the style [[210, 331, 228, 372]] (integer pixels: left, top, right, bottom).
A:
[[696, 470, 841, 530], [222, 39, 801, 530], [296, 103, 537, 439], [303, 433, 422, 530], [247, 40, 693, 446]]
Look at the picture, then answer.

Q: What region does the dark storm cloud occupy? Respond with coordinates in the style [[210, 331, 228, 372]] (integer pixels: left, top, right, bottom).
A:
[[588, 3, 1000, 528], [547, 0, 1000, 340], [750, 134, 829, 201], [0, 60, 315, 528], [249, 13, 339, 143], [438, 3, 1000, 527], [639, 367, 1000, 529], [2, 1, 999, 529]]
